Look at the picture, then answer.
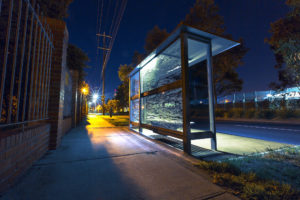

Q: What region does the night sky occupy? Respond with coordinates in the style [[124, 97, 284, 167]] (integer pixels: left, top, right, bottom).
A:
[[66, 0, 290, 99]]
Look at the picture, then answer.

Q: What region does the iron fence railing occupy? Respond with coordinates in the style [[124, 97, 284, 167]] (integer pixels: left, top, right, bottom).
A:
[[0, 0, 54, 128]]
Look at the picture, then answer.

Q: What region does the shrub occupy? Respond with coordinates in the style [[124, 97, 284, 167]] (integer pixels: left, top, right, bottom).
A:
[[195, 161, 241, 175], [257, 109, 276, 119], [244, 108, 256, 118], [228, 109, 235, 118], [277, 109, 298, 119], [215, 109, 225, 118], [196, 161, 300, 200], [233, 108, 245, 118]]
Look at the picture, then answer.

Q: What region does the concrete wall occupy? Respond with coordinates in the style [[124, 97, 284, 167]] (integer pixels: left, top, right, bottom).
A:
[[0, 124, 50, 193], [62, 117, 72, 136]]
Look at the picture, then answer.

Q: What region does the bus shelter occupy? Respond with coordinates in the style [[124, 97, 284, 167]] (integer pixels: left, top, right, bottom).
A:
[[129, 25, 239, 154]]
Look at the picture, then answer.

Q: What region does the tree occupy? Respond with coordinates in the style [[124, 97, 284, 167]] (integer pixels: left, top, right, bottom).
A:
[[131, 26, 169, 67], [115, 64, 133, 111], [266, 0, 300, 89], [67, 44, 90, 83], [184, 0, 247, 96], [36, 0, 73, 20], [118, 64, 133, 82], [144, 25, 170, 54], [107, 100, 120, 113], [183, 0, 225, 35]]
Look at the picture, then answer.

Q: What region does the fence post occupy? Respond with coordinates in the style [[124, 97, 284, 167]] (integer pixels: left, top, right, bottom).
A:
[[0, 0, 14, 122], [16, 0, 30, 122], [7, 0, 23, 123]]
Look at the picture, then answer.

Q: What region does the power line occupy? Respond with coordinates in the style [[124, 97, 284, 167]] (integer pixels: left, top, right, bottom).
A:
[[96, 0, 128, 112]]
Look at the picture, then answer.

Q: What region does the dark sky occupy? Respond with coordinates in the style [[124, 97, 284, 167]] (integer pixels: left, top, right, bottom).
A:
[[66, 0, 289, 99]]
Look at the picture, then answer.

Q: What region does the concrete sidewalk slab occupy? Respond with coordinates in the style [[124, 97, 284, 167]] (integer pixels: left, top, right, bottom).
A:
[[0, 117, 238, 200], [192, 132, 291, 155]]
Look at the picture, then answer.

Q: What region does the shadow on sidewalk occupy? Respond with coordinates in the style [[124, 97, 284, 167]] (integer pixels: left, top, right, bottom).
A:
[[1, 123, 146, 200]]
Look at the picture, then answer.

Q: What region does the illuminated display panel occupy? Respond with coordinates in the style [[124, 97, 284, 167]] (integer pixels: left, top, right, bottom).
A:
[[130, 99, 139, 123], [130, 72, 139, 97], [140, 39, 181, 93], [141, 88, 183, 131]]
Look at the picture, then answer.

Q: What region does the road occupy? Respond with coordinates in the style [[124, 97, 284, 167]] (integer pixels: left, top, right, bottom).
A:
[[216, 121, 300, 145]]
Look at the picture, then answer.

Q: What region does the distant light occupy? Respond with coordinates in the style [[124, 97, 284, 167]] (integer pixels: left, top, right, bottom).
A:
[[81, 87, 89, 95], [93, 94, 99, 100], [266, 94, 272, 98]]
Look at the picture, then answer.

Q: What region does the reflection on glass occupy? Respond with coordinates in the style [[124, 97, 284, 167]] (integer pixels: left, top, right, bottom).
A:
[[130, 99, 139, 122], [141, 88, 183, 131], [130, 72, 139, 97], [188, 39, 210, 132], [140, 39, 181, 93]]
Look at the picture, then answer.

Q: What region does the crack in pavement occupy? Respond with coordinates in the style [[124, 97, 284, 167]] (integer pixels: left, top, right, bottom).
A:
[[32, 151, 159, 167]]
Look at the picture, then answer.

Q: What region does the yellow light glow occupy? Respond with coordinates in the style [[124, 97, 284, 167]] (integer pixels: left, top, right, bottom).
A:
[[81, 87, 89, 95]]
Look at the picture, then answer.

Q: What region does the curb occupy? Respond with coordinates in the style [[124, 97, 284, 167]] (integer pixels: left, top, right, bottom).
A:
[[216, 118, 300, 126]]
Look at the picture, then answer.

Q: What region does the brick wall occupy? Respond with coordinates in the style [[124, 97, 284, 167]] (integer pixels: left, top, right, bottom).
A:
[[46, 18, 69, 150], [0, 124, 50, 193]]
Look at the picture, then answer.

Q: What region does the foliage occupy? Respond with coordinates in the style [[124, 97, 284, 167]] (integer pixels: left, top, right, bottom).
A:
[[118, 64, 133, 82], [266, 0, 300, 89], [183, 0, 225, 34], [195, 159, 300, 199], [106, 99, 120, 113], [131, 25, 169, 66], [115, 64, 133, 111], [102, 115, 129, 126], [36, 0, 73, 20], [144, 25, 169, 54], [67, 44, 90, 83], [183, 0, 248, 96], [215, 107, 300, 120], [0, 96, 18, 123]]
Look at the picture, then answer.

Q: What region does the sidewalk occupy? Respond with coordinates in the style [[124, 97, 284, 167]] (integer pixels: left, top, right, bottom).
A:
[[0, 117, 237, 200]]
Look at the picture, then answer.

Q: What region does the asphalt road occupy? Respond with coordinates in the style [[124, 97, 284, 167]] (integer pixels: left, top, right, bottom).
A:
[[216, 121, 300, 145]]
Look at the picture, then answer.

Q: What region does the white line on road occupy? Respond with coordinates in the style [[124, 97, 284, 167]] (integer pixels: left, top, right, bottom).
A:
[[235, 125, 300, 132]]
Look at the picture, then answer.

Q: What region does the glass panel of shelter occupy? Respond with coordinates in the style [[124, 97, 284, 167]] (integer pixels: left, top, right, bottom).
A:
[[130, 71, 140, 132], [140, 38, 183, 133], [187, 38, 211, 134]]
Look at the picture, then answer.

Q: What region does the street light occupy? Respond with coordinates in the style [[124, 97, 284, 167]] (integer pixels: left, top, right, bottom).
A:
[[93, 93, 99, 101], [81, 87, 89, 96]]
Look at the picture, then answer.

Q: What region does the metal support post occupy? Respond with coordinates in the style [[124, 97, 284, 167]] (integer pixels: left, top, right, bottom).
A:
[[207, 41, 217, 151], [180, 32, 191, 154]]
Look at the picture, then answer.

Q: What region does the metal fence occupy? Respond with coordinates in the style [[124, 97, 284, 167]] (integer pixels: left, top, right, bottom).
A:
[[217, 87, 300, 110], [0, 0, 54, 128]]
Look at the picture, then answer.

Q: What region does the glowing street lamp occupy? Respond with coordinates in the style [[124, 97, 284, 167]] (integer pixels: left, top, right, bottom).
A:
[[81, 87, 89, 95], [93, 94, 99, 100]]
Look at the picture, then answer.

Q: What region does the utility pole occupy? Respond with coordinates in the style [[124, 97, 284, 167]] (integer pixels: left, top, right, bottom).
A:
[[96, 32, 111, 115]]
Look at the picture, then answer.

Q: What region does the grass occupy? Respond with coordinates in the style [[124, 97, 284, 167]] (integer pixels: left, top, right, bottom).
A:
[[102, 115, 129, 126], [195, 146, 300, 200]]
